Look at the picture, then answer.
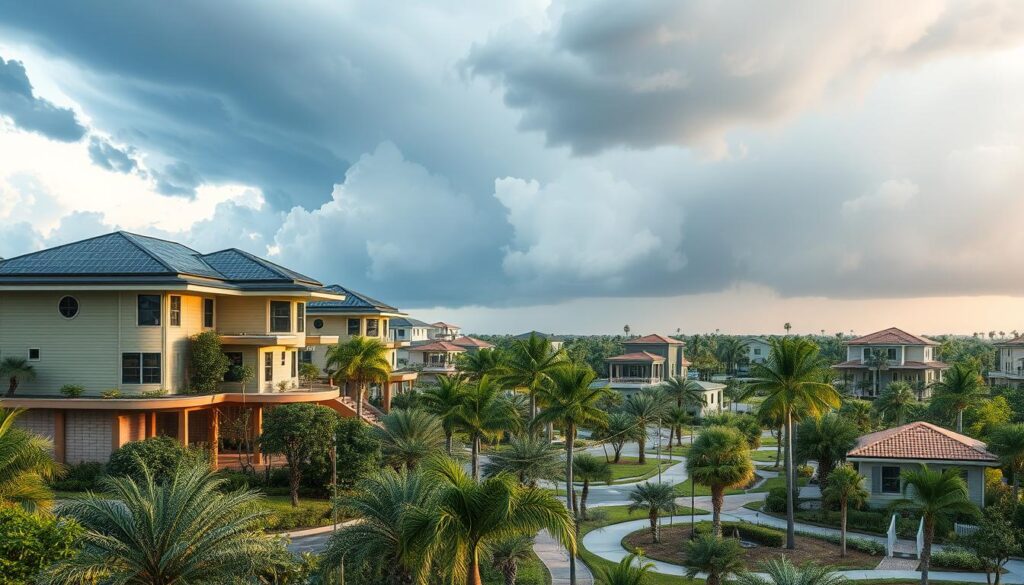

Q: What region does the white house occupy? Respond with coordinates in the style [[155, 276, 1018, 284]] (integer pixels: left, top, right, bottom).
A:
[[832, 327, 948, 399], [988, 336, 1024, 388]]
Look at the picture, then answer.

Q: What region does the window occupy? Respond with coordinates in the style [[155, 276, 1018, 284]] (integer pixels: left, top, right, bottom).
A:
[[58, 296, 79, 319], [383, 319, 388, 338], [28, 348, 40, 361], [270, 301, 291, 333], [281, 351, 286, 366], [264, 352, 273, 382], [753, 348, 761, 355], [169, 296, 181, 326], [313, 318, 324, 330], [122, 352, 161, 384], [886, 348, 898, 361], [348, 318, 360, 336], [143, 353, 161, 383], [203, 298, 215, 328], [367, 318, 379, 337], [223, 352, 243, 381], [299, 350, 313, 364], [863, 347, 872, 360], [291, 351, 297, 377], [138, 295, 161, 326], [297, 303, 305, 333], [397, 329, 406, 338], [881, 466, 901, 494]]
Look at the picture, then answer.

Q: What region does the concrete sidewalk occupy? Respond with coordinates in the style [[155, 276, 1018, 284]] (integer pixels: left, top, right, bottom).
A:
[[534, 530, 594, 585]]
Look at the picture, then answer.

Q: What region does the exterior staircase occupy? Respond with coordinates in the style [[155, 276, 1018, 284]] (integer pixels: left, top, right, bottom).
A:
[[325, 396, 384, 427]]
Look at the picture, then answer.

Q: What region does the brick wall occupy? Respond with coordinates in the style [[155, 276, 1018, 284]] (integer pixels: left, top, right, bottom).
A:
[[12, 409, 56, 454], [66, 411, 113, 464]]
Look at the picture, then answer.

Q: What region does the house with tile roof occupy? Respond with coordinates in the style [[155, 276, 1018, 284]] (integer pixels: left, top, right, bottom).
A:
[[429, 321, 461, 341], [451, 336, 494, 351], [988, 335, 1024, 388], [0, 231, 377, 467], [405, 340, 466, 382], [832, 327, 949, 399], [847, 421, 998, 507], [513, 331, 566, 351]]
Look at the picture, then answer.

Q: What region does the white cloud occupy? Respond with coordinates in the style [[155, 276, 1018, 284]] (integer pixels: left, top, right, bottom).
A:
[[842, 179, 919, 215]]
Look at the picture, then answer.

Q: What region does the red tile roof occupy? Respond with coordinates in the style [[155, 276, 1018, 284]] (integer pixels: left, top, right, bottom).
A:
[[607, 351, 665, 362], [833, 360, 949, 370], [846, 327, 938, 346], [451, 336, 494, 349], [627, 334, 684, 345], [847, 421, 998, 462], [998, 335, 1024, 347], [411, 341, 466, 353]]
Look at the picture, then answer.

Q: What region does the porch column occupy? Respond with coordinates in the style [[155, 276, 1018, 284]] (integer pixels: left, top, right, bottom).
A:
[[147, 412, 158, 438], [382, 381, 393, 413], [177, 409, 189, 447], [208, 408, 220, 470], [252, 406, 263, 465], [53, 410, 66, 464], [111, 413, 128, 453]]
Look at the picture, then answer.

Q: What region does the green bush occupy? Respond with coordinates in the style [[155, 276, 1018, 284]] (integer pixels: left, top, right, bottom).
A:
[[0, 506, 81, 584], [797, 464, 814, 478], [59, 384, 84, 397], [49, 462, 106, 492], [931, 546, 985, 571], [694, 521, 784, 547], [189, 331, 230, 394], [795, 529, 886, 555], [259, 498, 334, 532], [765, 486, 787, 513], [107, 436, 207, 483]]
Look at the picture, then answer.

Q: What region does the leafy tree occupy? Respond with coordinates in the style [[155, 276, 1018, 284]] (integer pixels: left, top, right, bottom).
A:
[[795, 412, 858, 486], [502, 333, 567, 423], [932, 362, 987, 433], [188, 331, 230, 393], [374, 407, 446, 471], [298, 362, 321, 388], [304, 415, 382, 492], [628, 481, 676, 543], [597, 553, 655, 585], [735, 558, 845, 585], [964, 396, 1012, 438], [684, 535, 744, 585], [488, 535, 535, 585], [260, 403, 338, 506], [691, 352, 723, 381], [457, 347, 507, 380], [420, 374, 469, 455], [0, 504, 81, 583], [597, 412, 645, 463], [822, 464, 868, 557], [43, 464, 287, 585], [325, 336, 391, 422], [0, 408, 62, 511], [686, 426, 754, 536], [458, 375, 521, 480], [838, 399, 875, 433], [874, 381, 916, 426], [573, 453, 612, 520], [989, 422, 1024, 503], [0, 357, 35, 397], [965, 503, 1021, 585], [484, 434, 562, 487], [107, 435, 205, 484], [622, 392, 665, 464]]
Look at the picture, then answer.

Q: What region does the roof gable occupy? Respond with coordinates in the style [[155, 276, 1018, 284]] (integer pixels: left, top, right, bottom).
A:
[[847, 421, 998, 462], [0, 232, 172, 275], [452, 336, 493, 349], [607, 351, 665, 362], [307, 284, 399, 313], [412, 341, 466, 352], [627, 334, 683, 345], [846, 327, 938, 346]]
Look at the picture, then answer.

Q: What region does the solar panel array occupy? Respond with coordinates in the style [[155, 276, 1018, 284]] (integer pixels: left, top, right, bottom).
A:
[[0, 233, 168, 274], [201, 249, 282, 281], [125, 233, 224, 278]]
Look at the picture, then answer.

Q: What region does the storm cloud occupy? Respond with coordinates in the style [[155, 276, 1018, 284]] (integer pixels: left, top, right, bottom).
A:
[[0, 56, 85, 142]]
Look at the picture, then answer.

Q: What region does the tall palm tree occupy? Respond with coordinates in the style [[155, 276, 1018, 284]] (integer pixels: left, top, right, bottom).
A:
[[406, 457, 575, 585], [0, 408, 62, 511], [598, 412, 646, 463], [932, 363, 987, 433], [43, 464, 284, 585], [988, 423, 1024, 504], [897, 465, 979, 585], [572, 453, 612, 520], [484, 434, 562, 488], [665, 405, 692, 449], [622, 392, 666, 464], [686, 426, 754, 536], [597, 553, 655, 585], [747, 337, 840, 548], [822, 464, 868, 557], [502, 333, 567, 423], [662, 375, 706, 439], [457, 375, 521, 481], [715, 338, 750, 376], [374, 408, 447, 470], [684, 535, 745, 585], [735, 558, 845, 585], [489, 535, 535, 585], [325, 336, 392, 422], [421, 374, 469, 455], [794, 412, 859, 486], [864, 351, 889, 397], [457, 347, 506, 381], [628, 481, 676, 543], [320, 466, 437, 584], [0, 357, 36, 397], [874, 381, 916, 426]]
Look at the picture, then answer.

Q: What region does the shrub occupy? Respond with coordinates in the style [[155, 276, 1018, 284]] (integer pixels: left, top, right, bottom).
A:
[[765, 486, 787, 513], [0, 506, 81, 583], [260, 498, 334, 532], [694, 521, 784, 547], [931, 546, 985, 571], [797, 464, 814, 478], [49, 462, 106, 492], [107, 436, 207, 483], [189, 331, 230, 394], [59, 384, 84, 397], [795, 529, 886, 555], [100, 388, 121, 399]]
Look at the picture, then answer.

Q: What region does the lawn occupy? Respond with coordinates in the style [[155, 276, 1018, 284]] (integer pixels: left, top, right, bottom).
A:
[[554, 457, 672, 485], [644, 444, 691, 457], [673, 475, 807, 497], [750, 449, 779, 463]]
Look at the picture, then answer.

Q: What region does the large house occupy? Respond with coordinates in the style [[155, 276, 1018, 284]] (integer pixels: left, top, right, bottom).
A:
[[0, 232, 367, 465], [847, 421, 998, 508], [514, 331, 566, 352], [988, 336, 1024, 388], [744, 337, 771, 369], [405, 340, 466, 381], [832, 327, 948, 399]]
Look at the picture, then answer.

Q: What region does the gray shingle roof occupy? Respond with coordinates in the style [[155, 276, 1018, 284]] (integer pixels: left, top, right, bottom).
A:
[[307, 284, 401, 314], [391, 316, 432, 328], [514, 331, 566, 341]]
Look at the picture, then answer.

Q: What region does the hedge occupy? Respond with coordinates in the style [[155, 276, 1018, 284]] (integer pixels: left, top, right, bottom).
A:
[[695, 521, 785, 547], [931, 546, 986, 571], [794, 529, 886, 555]]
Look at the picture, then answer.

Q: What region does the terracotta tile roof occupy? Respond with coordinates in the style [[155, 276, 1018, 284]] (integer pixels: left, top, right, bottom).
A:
[[997, 335, 1024, 347], [627, 334, 684, 345], [451, 336, 494, 349], [607, 351, 665, 362], [833, 360, 950, 370], [847, 421, 998, 462], [410, 341, 466, 353], [846, 327, 938, 346]]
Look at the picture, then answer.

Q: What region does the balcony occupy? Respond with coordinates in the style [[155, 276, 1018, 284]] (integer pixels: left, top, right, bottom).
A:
[[219, 332, 306, 347], [304, 334, 340, 346]]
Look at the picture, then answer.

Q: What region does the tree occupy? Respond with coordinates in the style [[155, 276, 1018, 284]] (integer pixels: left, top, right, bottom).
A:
[[684, 535, 744, 585], [622, 392, 666, 464], [662, 375, 706, 435], [43, 464, 286, 585], [374, 407, 447, 471], [715, 338, 750, 376], [822, 464, 868, 557], [874, 381, 916, 426], [691, 352, 723, 381], [0, 408, 62, 511], [573, 453, 612, 520], [598, 412, 646, 463], [665, 405, 692, 448], [484, 434, 562, 487], [838, 399, 875, 433], [686, 426, 754, 536], [932, 362, 987, 433], [735, 558, 845, 585], [0, 505, 81, 584], [795, 412, 858, 486], [965, 503, 1020, 585], [965, 396, 1012, 438], [325, 336, 391, 422], [298, 362, 320, 388], [107, 435, 205, 484], [1, 357, 35, 397], [489, 536, 535, 585], [747, 337, 840, 548], [628, 481, 676, 543], [458, 375, 521, 480], [324, 415, 382, 489], [597, 553, 655, 585], [897, 465, 978, 585], [260, 403, 338, 506], [988, 423, 1024, 504], [784, 322, 792, 334], [457, 347, 506, 381], [502, 333, 567, 423], [421, 374, 469, 455], [864, 351, 889, 396], [188, 331, 230, 393]]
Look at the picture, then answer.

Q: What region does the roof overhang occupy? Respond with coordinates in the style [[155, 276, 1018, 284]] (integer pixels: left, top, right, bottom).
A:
[[847, 456, 998, 467], [0, 388, 341, 411]]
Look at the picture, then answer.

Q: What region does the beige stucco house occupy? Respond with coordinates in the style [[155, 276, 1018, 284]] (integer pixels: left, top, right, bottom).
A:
[[988, 335, 1024, 388], [833, 327, 949, 399]]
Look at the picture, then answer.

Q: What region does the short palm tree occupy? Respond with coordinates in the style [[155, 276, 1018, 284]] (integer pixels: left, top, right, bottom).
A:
[[484, 434, 562, 487], [502, 333, 567, 422], [838, 399, 876, 433], [406, 457, 575, 585], [874, 381, 916, 426], [822, 464, 868, 557], [457, 375, 521, 480], [662, 375, 706, 413], [43, 464, 283, 584], [0, 408, 62, 511], [897, 465, 979, 585], [686, 426, 754, 536], [573, 453, 612, 520], [628, 481, 676, 543], [325, 336, 391, 422], [794, 412, 859, 485], [622, 392, 666, 464], [747, 336, 840, 548], [715, 338, 750, 376], [374, 408, 447, 470], [932, 363, 987, 433], [684, 535, 745, 585], [489, 535, 535, 585], [665, 406, 692, 449], [1, 357, 36, 397], [735, 558, 845, 585], [596, 553, 655, 585], [458, 347, 506, 381], [989, 423, 1024, 503], [599, 412, 645, 463], [420, 374, 469, 455]]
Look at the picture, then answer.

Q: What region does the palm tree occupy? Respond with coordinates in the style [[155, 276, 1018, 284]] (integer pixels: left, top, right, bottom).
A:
[[838, 398, 875, 433], [784, 322, 792, 335], [864, 351, 889, 397], [794, 412, 859, 486], [596, 553, 655, 585], [0, 408, 62, 511], [822, 464, 868, 557], [0, 357, 36, 397], [735, 558, 845, 585], [684, 535, 745, 585], [325, 336, 391, 422], [374, 408, 447, 470], [598, 412, 646, 463], [747, 337, 840, 548], [628, 481, 676, 543], [457, 347, 506, 381], [489, 535, 535, 585], [457, 375, 521, 481], [686, 426, 754, 536], [320, 466, 437, 584], [622, 392, 666, 464], [874, 381, 916, 426], [715, 338, 750, 376], [573, 453, 612, 520], [420, 374, 469, 455], [897, 465, 979, 585], [484, 434, 562, 487], [662, 375, 706, 438], [664, 406, 691, 449], [43, 464, 284, 585], [406, 457, 576, 585], [932, 363, 987, 433], [988, 423, 1024, 504], [502, 333, 567, 423]]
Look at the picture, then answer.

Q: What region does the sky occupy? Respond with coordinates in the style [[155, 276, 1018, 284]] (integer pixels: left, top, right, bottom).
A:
[[2, 1, 1024, 335]]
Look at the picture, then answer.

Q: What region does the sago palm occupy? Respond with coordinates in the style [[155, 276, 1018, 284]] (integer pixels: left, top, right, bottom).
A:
[[572, 453, 612, 520], [325, 336, 392, 422], [735, 557, 845, 585], [596, 553, 655, 585], [488, 535, 535, 585], [502, 333, 567, 422], [989, 423, 1024, 503], [457, 348, 507, 381], [374, 408, 447, 470], [421, 374, 470, 455], [457, 375, 521, 480], [822, 464, 868, 557], [0, 357, 36, 397], [874, 381, 916, 426], [628, 481, 676, 543], [684, 535, 745, 585], [686, 426, 754, 536], [0, 408, 62, 511], [794, 412, 858, 485], [483, 434, 562, 487], [932, 363, 987, 433], [622, 392, 666, 464]]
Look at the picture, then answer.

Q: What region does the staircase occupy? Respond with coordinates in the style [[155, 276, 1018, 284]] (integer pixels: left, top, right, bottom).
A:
[[325, 396, 384, 427]]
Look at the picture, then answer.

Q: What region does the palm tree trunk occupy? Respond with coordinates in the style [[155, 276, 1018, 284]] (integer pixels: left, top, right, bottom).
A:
[[785, 408, 796, 550], [650, 511, 659, 543], [445, 430, 453, 456], [775, 427, 782, 468], [472, 434, 480, 482], [712, 485, 724, 537], [6, 377, 16, 397], [840, 500, 848, 557], [581, 481, 590, 521], [957, 409, 964, 433], [566, 423, 577, 585], [503, 567, 517, 585], [667, 426, 674, 452], [637, 431, 647, 465], [676, 425, 683, 446], [707, 571, 721, 585], [469, 550, 483, 585], [613, 443, 623, 463], [356, 382, 364, 422], [920, 517, 933, 585]]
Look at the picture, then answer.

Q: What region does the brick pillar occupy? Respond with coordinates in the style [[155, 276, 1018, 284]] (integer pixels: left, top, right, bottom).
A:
[[111, 413, 128, 453], [53, 410, 66, 464], [252, 406, 263, 465], [178, 410, 189, 447]]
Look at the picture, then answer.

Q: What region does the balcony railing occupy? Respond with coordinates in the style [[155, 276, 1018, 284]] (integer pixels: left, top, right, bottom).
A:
[[608, 376, 662, 385]]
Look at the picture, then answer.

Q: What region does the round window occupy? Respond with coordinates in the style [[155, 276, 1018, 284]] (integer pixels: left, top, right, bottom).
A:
[[313, 318, 324, 330], [58, 296, 79, 319]]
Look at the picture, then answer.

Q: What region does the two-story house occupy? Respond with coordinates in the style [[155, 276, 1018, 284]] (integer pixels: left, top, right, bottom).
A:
[[429, 322, 461, 340], [0, 232, 358, 465], [388, 316, 433, 365], [833, 327, 948, 399], [743, 337, 771, 370], [405, 340, 466, 382], [988, 336, 1024, 388]]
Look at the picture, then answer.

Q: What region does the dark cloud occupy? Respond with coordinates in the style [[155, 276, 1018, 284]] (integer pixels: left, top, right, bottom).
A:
[[87, 136, 139, 173], [0, 56, 86, 142], [152, 161, 201, 198]]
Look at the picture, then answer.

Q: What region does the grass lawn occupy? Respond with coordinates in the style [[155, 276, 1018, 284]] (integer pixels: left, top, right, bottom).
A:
[[750, 449, 779, 463], [644, 444, 691, 457], [673, 475, 807, 497], [555, 457, 672, 485], [259, 495, 335, 532]]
